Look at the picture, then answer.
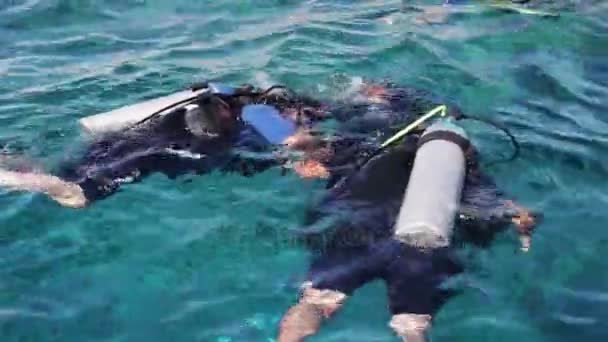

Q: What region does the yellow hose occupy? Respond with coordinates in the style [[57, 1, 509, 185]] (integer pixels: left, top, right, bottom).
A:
[[380, 105, 447, 149]]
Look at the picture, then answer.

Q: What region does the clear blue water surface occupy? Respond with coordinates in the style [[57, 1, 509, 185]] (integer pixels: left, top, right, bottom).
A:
[[1, 1, 607, 341]]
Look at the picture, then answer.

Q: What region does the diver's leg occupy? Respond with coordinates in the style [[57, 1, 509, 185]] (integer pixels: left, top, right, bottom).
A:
[[384, 242, 462, 341], [0, 168, 87, 208], [278, 248, 380, 342]]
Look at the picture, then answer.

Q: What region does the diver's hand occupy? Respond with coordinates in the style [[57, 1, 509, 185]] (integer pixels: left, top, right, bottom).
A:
[[506, 200, 538, 252], [293, 159, 329, 179], [283, 130, 324, 151]]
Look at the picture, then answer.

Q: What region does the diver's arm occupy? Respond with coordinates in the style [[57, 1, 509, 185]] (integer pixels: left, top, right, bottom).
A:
[[347, 81, 460, 116], [0, 168, 87, 208], [331, 82, 465, 135], [457, 170, 538, 251]]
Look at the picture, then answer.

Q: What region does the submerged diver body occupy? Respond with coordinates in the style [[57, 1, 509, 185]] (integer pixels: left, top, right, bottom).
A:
[[275, 83, 538, 341], [0, 83, 329, 208]]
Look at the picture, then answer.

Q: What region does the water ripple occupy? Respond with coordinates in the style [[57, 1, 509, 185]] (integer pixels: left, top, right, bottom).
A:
[[1, 1, 608, 341]]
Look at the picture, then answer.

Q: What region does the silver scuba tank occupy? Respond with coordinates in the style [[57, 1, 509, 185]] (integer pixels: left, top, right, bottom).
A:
[[393, 119, 468, 249]]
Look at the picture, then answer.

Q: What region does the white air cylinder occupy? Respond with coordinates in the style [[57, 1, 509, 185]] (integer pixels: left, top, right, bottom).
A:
[[394, 120, 468, 249], [79, 88, 207, 135]]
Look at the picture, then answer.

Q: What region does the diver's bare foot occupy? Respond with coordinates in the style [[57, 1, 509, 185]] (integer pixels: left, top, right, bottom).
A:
[[389, 313, 432, 342], [293, 160, 329, 179]]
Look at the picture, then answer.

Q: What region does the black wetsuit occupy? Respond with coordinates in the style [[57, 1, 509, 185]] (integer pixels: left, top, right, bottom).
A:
[[57, 103, 275, 202], [297, 87, 517, 316]]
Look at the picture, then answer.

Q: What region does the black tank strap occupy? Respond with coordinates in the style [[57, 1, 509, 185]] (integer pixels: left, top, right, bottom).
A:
[[417, 130, 471, 154], [417, 130, 478, 169]]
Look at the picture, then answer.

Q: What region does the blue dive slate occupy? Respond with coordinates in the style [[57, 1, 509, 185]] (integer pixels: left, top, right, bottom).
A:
[[241, 104, 297, 145]]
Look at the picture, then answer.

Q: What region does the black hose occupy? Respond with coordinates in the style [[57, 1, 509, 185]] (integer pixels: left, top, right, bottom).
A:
[[460, 115, 520, 165], [354, 111, 521, 172], [131, 95, 199, 128]]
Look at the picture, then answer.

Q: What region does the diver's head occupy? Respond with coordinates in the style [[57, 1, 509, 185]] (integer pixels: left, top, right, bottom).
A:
[[185, 94, 239, 138]]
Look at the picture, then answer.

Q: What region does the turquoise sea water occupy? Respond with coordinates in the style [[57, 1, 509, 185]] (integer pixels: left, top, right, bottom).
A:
[[1, 1, 607, 341]]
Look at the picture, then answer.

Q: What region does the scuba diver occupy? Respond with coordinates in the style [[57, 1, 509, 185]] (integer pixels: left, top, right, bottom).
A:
[[0, 77, 538, 340], [0, 82, 330, 208], [0, 78, 488, 209], [274, 83, 539, 341]]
